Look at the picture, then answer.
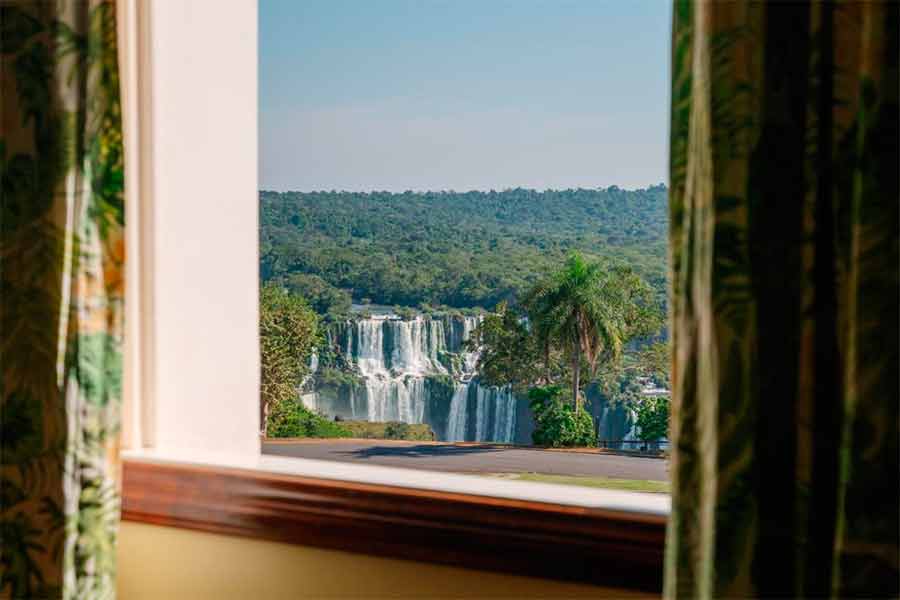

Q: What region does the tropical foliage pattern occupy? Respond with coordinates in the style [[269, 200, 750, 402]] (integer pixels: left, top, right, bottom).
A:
[[1, 1, 124, 598], [665, 1, 898, 597]]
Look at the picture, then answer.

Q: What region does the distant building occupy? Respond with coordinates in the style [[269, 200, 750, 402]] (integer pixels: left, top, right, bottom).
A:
[[635, 376, 670, 398]]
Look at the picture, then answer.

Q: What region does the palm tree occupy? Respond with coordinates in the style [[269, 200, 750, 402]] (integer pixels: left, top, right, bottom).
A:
[[524, 253, 657, 410]]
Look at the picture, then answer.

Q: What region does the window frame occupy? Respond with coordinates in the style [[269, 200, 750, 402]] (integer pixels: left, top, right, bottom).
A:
[[118, 0, 667, 591], [122, 458, 665, 591]]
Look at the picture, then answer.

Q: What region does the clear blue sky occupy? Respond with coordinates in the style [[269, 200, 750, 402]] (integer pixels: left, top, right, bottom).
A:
[[260, 0, 671, 192]]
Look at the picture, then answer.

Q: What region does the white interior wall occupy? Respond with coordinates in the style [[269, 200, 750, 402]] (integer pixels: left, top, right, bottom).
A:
[[142, 0, 259, 457]]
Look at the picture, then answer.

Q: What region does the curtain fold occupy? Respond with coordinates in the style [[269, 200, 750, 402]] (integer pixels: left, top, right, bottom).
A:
[[1, 1, 125, 598], [666, 0, 898, 597]]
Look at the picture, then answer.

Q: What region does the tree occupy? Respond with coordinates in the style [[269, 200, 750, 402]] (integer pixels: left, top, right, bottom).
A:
[[635, 395, 670, 446], [258, 187, 670, 312], [592, 339, 671, 410], [282, 272, 351, 318], [260, 284, 320, 435], [637, 340, 670, 388], [466, 301, 545, 389], [524, 252, 660, 410]]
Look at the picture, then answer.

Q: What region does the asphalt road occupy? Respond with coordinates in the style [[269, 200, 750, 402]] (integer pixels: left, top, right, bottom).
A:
[[262, 440, 668, 480]]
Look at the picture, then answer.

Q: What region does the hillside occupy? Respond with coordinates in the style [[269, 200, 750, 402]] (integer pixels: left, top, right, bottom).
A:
[[260, 186, 668, 316]]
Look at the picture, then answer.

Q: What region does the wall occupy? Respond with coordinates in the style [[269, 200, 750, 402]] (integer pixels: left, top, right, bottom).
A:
[[118, 522, 649, 599], [116, 3, 654, 598], [141, 0, 260, 456]]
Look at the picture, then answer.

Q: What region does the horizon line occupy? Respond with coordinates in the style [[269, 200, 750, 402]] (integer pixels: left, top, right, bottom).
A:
[[259, 183, 668, 195]]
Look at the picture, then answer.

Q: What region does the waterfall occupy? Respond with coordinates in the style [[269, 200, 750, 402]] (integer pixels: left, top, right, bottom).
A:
[[624, 407, 638, 442], [404, 377, 426, 423], [474, 386, 487, 441], [445, 384, 469, 442], [443, 381, 517, 443], [491, 387, 516, 443], [356, 318, 388, 377], [460, 317, 480, 378], [300, 392, 318, 412], [389, 317, 447, 375], [349, 385, 364, 420], [363, 377, 426, 423], [590, 386, 640, 449], [316, 313, 517, 443]]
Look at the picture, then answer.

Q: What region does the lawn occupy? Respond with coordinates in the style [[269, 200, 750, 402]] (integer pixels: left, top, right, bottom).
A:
[[488, 472, 670, 494]]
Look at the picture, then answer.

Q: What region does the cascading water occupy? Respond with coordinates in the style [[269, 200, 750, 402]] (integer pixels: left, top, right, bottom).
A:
[[355, 318, 388, 377], [389, 318, 447, 376], [442, 382, 516, 443], [363, 376, 426, 423], [311, 313, 517, 443], [460, 317, 480, 380], [445, 384, 470, 442]]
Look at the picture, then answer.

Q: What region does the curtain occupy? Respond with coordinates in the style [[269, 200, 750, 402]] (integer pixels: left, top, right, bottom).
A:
[[666, 1, 898, 597], [1, 1, 124, 598]]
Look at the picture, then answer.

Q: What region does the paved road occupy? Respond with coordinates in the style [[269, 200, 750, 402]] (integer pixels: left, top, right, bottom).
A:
[[263, 440, 668, 481]]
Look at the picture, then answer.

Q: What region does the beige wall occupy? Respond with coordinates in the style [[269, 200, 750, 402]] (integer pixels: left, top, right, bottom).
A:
[[118, 522, 649, 599]]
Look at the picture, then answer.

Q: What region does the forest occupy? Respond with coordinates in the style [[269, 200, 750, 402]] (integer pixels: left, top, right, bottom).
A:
[[259, 186, 671, 445], [259, 186, 668, 317]]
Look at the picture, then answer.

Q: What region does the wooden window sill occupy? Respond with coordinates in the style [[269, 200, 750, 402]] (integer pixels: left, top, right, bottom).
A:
[[122, 457, 666, 592]]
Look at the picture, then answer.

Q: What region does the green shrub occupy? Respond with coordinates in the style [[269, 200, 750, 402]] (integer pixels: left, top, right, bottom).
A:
[[384, 422, 410, 439], [635, 395, 669, 442], [529, 385, 596, 447], [267, 400, 351, 438]]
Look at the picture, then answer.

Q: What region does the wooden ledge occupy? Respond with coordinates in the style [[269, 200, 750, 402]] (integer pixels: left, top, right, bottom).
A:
[[122, 458, 665, 591]]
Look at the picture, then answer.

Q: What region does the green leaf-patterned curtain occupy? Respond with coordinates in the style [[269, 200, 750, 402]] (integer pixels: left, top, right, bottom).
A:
[[1, 1, 124, 598], [666, 1, 898, 598]]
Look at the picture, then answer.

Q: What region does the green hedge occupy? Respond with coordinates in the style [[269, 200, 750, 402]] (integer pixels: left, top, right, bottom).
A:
[[267, 401, 351, 438]]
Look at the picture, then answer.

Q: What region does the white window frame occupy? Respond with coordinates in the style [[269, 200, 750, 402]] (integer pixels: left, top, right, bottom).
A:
[[117, 0, 668, 516]]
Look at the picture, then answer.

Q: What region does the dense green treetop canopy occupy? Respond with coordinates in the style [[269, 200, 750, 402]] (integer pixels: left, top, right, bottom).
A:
[[259, 186, 668, 315]]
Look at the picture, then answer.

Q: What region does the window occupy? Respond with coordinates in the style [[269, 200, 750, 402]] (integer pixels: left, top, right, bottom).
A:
[[258, 1, 672, 496], [120, 0, 671, 591]]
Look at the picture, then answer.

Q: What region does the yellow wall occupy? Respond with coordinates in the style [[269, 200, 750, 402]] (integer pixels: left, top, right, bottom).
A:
[[118, 522, 650, 599]]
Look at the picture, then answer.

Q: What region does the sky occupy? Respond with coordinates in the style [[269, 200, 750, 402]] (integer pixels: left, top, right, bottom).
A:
[[259, 0, 670, 192]]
